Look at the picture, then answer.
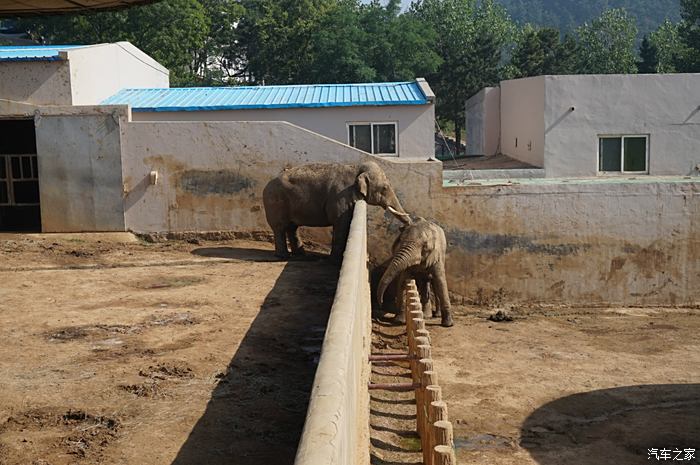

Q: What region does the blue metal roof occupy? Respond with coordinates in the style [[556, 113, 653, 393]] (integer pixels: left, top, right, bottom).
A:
[[101, 81, 429, 111], [0, 45, 89, 61]]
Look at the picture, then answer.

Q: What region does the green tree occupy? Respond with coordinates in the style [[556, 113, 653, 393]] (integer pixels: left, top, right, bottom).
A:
[[676, 0, 700, 71], [195, 0, 247, 84], [649, 20, 682, 72], [637, 35, 659, 72], [553, 33, 580, 74], [576, 8, 638, 74], [358, 0, 441, 82], [413, 0, 516, 154], [305, 0, 375, 83], [18, 0, 210, 86], [511, 26, 569, 77], [238, 0, 335, 84]]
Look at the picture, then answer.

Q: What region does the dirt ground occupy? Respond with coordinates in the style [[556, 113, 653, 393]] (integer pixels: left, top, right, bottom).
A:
[[0, 234, 338, 465], [428, 305, 700, 465], [371, 305, 699, 465]]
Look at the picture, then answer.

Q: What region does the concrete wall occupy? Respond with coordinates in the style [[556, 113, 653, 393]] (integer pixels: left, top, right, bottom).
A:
[[544, 74, 700, 177], [35, 109, 125, 231], [500, 76, 545, 167], [294, 201, 370, 465], [429, 179, 699, 307], [132, 103, 435, 159], [0, 60, 72, 105], [67, 42, 170, 105], [117, 118, 698, 306], [120, 120, 419, 232], [465, 87, 500, 156], [25, 108, 699, 306]]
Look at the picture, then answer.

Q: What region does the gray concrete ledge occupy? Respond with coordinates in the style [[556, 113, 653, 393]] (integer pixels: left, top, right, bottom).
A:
[[294, 200, 371, 465], [443, 168, 545, 182]]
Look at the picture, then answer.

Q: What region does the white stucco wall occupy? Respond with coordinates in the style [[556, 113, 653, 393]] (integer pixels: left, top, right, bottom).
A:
[[0, 60, 73, 105], [544, 74, 700, 177], [67, 42, 169, 106], [465, 87, 500, 156], [34, 108, 126, 232], [0, 43, 169, 108], [131, 103, 435, 159], [500, 76, 545, 167]]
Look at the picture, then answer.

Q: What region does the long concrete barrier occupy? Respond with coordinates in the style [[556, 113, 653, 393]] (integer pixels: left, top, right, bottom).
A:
[[294, 200, 371, 465]]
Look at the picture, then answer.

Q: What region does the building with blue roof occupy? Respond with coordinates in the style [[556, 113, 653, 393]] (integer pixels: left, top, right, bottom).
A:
[[0, 42, 169, 107], [0, 41, 435, 232], [102, 79, 435, 159]]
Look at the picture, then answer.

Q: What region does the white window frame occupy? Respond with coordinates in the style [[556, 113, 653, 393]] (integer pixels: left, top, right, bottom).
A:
[[346, 122, 399, 157], [597, 134, 650, 175]]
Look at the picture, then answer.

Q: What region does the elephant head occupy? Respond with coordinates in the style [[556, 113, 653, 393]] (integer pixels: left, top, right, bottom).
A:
[[355, 161, 411, 224]]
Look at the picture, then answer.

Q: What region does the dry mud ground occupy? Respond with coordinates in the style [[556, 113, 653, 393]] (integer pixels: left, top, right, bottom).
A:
[[372, 305, 700, 465], [427, 306, 700, 465], [0, 234, 337, 465]]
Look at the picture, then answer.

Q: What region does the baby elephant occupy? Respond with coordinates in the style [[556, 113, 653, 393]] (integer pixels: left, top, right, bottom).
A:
[[377, 217, 454, 327]]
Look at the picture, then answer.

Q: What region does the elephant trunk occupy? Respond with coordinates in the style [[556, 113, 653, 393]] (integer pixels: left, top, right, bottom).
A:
[[377, 242, 422, 305]]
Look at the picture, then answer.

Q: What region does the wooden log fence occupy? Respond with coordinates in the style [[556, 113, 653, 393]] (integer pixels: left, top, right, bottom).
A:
[[369, 279, 457, 465]]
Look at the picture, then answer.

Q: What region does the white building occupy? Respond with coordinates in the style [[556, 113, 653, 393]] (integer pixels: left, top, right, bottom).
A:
[[102, 80, 435, 159], [0, 42, 435, 232], [465, 74, 700, 178]]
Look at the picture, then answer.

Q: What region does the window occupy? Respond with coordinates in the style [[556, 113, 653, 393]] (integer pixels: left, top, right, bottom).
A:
[[598, 135, 648, 174], [348, 122, 397, 156], [0, 154, 40, 205]]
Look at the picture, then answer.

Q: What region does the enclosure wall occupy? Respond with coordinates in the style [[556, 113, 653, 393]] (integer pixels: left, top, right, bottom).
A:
[[294, 200, 371, 465]]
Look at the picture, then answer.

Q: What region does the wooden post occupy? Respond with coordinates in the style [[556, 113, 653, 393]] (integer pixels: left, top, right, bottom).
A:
[[432, 420, 453, 448], [425, 385, 442, 404], [415, 328, 431, 345], [429, 400, 448, 424], [420, 371, 438, 465], [433, 445, 456, 465], [415, 358, 432, 441], [415, 337, 431, 359]]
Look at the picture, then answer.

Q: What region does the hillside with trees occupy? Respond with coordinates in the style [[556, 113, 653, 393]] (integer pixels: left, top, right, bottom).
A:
[[496, 0, 681, 37]]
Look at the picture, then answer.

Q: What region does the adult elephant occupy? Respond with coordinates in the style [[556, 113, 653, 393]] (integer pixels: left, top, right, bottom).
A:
[[263, 161, 409, 261], [377, 217, 454, 327]]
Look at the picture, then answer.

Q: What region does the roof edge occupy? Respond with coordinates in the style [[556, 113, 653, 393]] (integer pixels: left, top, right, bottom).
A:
[[415, 78, 435, 103]]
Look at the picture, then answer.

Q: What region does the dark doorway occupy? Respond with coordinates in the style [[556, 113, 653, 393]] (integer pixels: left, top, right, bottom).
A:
[[0, 119, 41, 231]]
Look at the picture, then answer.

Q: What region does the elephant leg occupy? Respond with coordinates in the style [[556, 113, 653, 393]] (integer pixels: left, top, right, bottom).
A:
[[418, 278, 433, 319], [271, 225, 290, 260], [330, 211, 352, 263], [391, 271, 408, 324], [429, 284, 439, 318], [432, 264, 453, 327], [286, 224, 305, 256]]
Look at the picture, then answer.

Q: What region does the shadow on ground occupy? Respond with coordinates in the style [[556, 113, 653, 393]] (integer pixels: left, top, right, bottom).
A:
[[520, 384, 700, 465], [170, 258, 338, 465], [192, 246, 326, 262]]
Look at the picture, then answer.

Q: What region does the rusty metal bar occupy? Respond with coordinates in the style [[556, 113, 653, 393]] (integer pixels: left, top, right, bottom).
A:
[[368, 382, 421, 391], [369, 353, 413, 361]]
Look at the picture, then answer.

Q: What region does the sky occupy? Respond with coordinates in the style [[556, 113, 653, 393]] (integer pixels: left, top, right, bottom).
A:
[[361, 0, 413, 9]]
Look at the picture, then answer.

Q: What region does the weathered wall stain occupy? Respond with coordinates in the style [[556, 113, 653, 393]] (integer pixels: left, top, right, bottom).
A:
[[446, 229, 584, 256], [177, 170, 255, 196]]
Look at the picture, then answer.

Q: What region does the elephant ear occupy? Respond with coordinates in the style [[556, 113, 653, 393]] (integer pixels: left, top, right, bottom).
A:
[[356, 172, 369, 198]]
